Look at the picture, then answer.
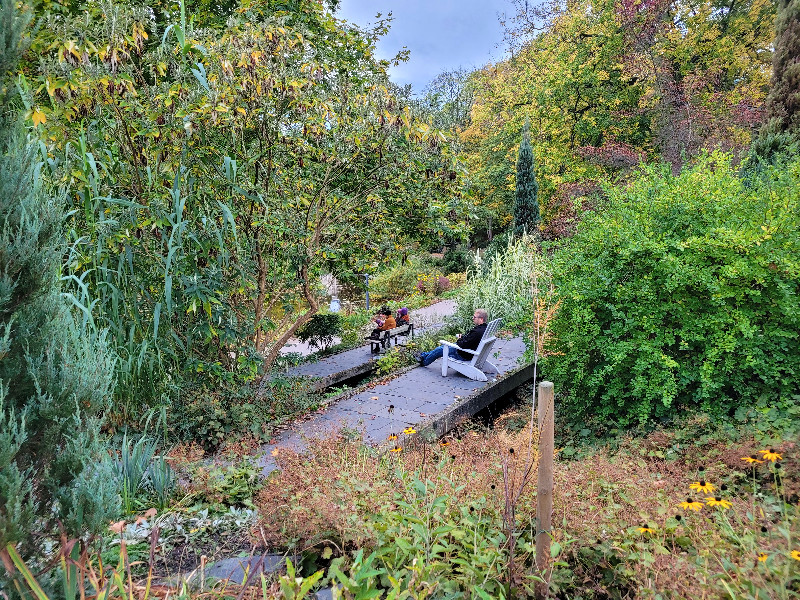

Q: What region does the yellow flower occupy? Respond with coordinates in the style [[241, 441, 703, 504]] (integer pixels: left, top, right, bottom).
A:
[[757, 553, 768, 562], [690, 481, 715, 494], [390, 446, 402, 453], [439, 440, 450, 447], [387, 433, 398, 441], [637, 527, 655, 534], [679, 498, 704, 511], [791, 550, 800, 561], [705, 496, 732, 509], [742, 456, 763, 464], [759, 449, 782, 462], [403, 427, 417, 435]]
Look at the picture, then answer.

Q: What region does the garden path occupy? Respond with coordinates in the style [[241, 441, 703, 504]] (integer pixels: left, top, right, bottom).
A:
[[259, 332, 527, 475], [280, 299, 456, 357], [280, 299, 457, 381]]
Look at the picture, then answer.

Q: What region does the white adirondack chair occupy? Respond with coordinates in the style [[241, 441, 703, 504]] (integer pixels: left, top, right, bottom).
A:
[[440, 318, 503, 382]]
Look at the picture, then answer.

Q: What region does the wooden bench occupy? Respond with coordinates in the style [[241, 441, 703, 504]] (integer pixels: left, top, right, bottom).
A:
[[439, 318, 502, 381], [368, 323, 414, 353]]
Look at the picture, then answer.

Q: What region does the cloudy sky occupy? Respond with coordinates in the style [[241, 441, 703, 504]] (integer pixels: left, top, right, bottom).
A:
[[336, 0, 511, 94]]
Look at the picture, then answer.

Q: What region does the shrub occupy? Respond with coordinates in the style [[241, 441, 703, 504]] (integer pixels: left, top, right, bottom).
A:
[[0, 0, 117, 566], [369, 261, 420, 301], [441, 245, 474, 274], [453, 234, 548, 333], [548, 154, 800, 426], [296, 313, 342, 351]]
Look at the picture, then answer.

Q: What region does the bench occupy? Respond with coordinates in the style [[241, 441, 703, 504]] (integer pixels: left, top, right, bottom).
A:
[[368, 323, 415, 353], [439, 318, 502, 381]]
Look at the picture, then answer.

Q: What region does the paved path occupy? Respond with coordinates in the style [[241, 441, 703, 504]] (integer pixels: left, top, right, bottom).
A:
[[282, 300, 458, 382], [259, 335, 527, 475]]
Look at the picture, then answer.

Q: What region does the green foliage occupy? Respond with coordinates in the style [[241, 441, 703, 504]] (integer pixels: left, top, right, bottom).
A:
[[548, 154, 800, 426], [189, 458, 262, 510], [750, 0, 800, 163], [369, 260, 425, 302], [0, 0, 117, 568], [453, 235, 546, 333], [21, 0, 468, 421], [171, 375, 320, 448], [513, 123, 540, 235], [296, 313, 342, 351], [440, 245, 474, 275], [111, 429, 175, 514]]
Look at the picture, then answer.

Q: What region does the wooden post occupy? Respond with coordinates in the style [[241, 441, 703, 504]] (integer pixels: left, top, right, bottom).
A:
[[535, 381, 554, 600]]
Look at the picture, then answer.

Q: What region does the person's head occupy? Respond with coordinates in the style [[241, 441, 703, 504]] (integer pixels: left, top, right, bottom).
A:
[[379, 306, 392, 317], [473, 308, 488, 325], [398, 307, 408, 317]]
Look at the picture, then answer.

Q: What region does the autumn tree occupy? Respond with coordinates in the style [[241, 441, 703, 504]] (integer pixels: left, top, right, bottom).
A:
[[19, 0, 466, 421]]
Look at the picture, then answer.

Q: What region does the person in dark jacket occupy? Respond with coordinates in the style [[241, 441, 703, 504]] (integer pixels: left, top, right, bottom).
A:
[[418, 308, 488, 367]]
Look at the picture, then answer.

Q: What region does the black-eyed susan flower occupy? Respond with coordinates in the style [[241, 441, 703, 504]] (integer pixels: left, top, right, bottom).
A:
[[758, 553, 768, 562], [759, 449, 782, 462], [387, 433, 398, 441], [638, 526, 655, 534], [705, 496, 732, 509], [742, 455, 763, 464], [439, 440, 450, 447], [690, 480, 715, 494], [791, 550, 800, 561], [403, 427, 417, 435], [390, 446, 402, 453], [680, 498, 704, 511]]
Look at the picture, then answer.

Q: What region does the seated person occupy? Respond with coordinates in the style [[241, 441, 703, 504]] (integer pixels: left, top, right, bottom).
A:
[[396, 307, 410, 326], [367, 306, 396, 339], [417, 308, 488, 366]]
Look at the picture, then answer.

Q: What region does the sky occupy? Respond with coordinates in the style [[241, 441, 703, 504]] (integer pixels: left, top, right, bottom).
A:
[[335, 0, 510, 95]]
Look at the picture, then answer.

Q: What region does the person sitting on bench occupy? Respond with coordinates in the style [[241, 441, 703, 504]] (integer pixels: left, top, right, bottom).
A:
[[367, 306, 396, 340], [417, 308, 487, 367], [396, 307, 410, 326]]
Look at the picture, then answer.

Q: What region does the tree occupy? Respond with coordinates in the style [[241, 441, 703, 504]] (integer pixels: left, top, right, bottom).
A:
[[0, 0, 117, 576], [750, 0, 800, 161], [513, 122, 540, 235], [20, 0, 466, 422]]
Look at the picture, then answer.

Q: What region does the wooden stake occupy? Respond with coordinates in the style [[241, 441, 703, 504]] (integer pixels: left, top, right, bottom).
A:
[[535, 381, 554, 600]]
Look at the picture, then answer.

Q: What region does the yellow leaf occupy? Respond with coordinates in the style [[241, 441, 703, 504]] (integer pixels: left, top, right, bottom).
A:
[[31, 109, 46, 127]]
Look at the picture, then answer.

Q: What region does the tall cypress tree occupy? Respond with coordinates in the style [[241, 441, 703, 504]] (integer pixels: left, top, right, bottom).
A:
[[513, 121, 540, 235], [0, 0, 118, 576], [750, 0, 800, 162]]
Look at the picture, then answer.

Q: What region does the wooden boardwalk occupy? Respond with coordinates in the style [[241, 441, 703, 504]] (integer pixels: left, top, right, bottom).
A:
[[259, 336, 529, 475]]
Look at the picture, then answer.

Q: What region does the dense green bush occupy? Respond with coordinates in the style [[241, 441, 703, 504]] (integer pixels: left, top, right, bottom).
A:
[[297, 313, 342, 350], [548, 154, 800, 426], [441, 245, 475, 274], [369, 260, 424, 301]]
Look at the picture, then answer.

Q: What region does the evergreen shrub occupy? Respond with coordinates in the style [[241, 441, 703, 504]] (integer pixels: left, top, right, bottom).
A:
[[297, 313, 342, 350], [548, 154, 800, 426]]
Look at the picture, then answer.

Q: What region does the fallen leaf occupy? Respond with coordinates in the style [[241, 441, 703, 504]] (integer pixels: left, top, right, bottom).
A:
[[370, 396, 379, 400], [109, 520, 126, 534]]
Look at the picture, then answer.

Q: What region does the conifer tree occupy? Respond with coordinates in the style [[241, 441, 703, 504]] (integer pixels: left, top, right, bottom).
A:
[[750, 0, 800, 161], [0, 0, 118, 574], [513, 122, 540, 235]]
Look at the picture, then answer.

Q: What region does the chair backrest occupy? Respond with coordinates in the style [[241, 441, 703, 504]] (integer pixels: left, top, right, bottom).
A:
[[483, 319, 502, 340], [471, 319, 501, 369]]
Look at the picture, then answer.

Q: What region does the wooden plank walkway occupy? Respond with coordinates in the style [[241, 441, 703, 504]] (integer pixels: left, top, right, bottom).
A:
[[258, 336, 529, 475]]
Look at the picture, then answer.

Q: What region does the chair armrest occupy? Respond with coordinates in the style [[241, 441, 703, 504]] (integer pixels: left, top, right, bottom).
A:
[[439, 340, 477, 355]]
